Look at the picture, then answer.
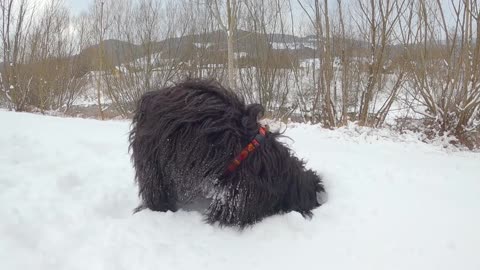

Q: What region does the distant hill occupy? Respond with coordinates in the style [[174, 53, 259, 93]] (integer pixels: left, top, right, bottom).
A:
[[0, 30, 380, 75], [78, 39, 146, 69]]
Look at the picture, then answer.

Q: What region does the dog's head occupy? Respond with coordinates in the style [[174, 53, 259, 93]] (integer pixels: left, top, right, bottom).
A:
[[239, 103, 326, 218], [278, 164, 324, 217]]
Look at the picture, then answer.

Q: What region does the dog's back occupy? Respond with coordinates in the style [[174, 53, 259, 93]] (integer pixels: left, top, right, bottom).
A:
[[129, 79, 260, 210]]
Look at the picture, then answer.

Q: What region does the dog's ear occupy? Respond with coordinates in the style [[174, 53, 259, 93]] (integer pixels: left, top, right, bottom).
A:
[[242, 104, 264, 131], [246, 103, 264, 120]]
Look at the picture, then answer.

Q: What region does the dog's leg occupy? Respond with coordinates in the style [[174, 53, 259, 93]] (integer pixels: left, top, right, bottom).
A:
[[205, 178, 277, 227], [205, 183, 243, 226], [135, 159, 177, 213]]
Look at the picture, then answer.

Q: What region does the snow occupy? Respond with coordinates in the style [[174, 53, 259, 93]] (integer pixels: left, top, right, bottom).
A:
[[194, 42, 214, 49], [73, 83, 112, 107], [1, 111, 480, 270], [300, 58, 320, 68]]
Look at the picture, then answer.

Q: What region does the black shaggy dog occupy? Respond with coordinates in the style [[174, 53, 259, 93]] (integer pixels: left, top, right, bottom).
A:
[[129, 79, 325, 227]]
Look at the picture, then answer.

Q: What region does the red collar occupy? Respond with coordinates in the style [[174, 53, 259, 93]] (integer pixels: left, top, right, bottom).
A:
[[225, 126, 267, 175]]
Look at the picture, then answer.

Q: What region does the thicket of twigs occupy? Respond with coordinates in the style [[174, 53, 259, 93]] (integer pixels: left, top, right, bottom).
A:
[[1, 0, 479, 148]]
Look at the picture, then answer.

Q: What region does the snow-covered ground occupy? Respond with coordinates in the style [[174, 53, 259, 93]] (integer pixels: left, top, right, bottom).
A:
[[1, 111, 480, 270]]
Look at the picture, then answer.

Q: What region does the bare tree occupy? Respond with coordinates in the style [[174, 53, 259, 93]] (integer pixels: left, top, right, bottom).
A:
[[296, 0, 345, 127], [1, 0, 84, 112], [97, 0, 189, 117], [94, 0, 106, 119], [0, 0, 33, 110], [403, 0, 480, 147], [206, 0, 240, 88], [354, 0, 408, 126]]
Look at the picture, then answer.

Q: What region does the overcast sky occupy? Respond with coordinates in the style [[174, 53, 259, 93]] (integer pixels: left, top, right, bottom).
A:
[[65, 0, 92, 15], [60, 0, 459, 37]]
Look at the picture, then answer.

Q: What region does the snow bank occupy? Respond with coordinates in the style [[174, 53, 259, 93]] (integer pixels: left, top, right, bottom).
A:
[[1, 111, 479, 270]]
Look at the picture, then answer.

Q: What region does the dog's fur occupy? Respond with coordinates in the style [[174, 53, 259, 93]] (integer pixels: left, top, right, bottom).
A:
[[129, 79, 324, 227]]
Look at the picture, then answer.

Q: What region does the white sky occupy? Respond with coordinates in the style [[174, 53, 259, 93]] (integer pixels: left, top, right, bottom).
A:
[[64, 0, 92, 15], [35, 0, 460, 38]]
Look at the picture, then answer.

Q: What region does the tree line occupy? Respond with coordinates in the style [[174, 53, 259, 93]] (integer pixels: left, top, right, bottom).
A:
[[1, 0, 479, 148]]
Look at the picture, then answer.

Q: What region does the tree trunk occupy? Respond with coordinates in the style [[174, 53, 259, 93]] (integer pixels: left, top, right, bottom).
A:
[[226, 0, 236, 89]]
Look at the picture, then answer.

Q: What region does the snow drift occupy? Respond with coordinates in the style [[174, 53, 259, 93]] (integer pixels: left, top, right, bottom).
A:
[[1, 111, 479, 270]]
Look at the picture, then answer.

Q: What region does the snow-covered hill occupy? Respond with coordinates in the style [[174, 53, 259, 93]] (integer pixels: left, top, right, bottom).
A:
[[1, 111, 479, 270]]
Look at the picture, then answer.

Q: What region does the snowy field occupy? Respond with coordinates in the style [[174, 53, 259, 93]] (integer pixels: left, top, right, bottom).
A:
[[1, 110, 480, 270]]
